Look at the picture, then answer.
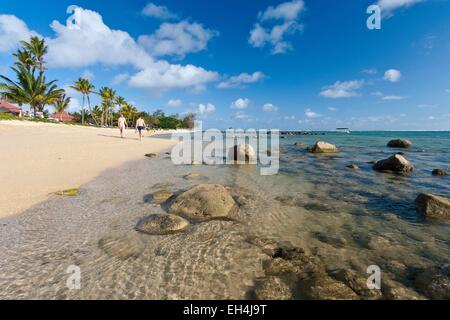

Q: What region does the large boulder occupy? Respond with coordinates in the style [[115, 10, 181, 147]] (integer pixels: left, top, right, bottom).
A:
[[169, 184, 238, 221], [228, 144, 257, 164], [387, 139, 412, 148], [413, 265, 450, 299], [414, 193, 450, 219], [373, 154, 414, 174], [135, 214, 190, 235], [308, 141, 339, 153], [152, 190, 173, 204], [432, 169, 449, 176]]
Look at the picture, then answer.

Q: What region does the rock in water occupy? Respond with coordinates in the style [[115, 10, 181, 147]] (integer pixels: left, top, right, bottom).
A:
[[98, 234, 144, 260], [413, 265, 450, 299], [294, 142, 305, 147], [228, 144, 257, 164], [135, 214, 189, 235], [145, 153, 157, 159], [432, 169, 449, 176], [347, 164, 359, 170], [169, 184, 237, 221], [328, 269, 382, 299], [387, 139, 412, 148], [298, 276, 358, 300], [183, 172, 201, 180], [253, 276, 293, 300], [307, 141, 339, 153], [152, 190, 173, 204], [373, 154, 414, 174], [414, 193, 450, 219]]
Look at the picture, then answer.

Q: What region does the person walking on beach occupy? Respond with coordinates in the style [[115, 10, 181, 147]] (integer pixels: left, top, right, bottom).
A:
[[118, 114, 127, 139], [135, 116, 146, 141]]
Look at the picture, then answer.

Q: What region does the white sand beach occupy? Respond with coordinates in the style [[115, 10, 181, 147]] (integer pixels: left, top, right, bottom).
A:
[[0, 121, 177, 218]]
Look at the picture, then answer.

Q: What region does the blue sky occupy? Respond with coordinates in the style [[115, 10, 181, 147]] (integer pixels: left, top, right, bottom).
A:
[[1, 0, 449, 130]]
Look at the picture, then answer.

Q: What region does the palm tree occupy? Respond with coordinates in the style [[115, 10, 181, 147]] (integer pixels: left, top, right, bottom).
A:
[[98, 87, 116, 126], [0, 65, 64, 116], [20, 36, 48, 70], [53, 94, 71, 120], [120, 102, 139, 125], [12, 49, 35, 70], [71, 78, 97, 125]]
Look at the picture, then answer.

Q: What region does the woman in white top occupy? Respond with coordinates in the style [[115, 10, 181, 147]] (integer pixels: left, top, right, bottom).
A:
[[118, 115, 127, 139]]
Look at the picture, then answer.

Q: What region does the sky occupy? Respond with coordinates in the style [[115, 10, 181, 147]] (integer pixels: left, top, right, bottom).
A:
[[0, 0, 449, 130]]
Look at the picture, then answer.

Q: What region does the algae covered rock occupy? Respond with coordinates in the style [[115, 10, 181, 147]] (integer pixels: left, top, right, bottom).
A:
[[135, 214, 190, 235]]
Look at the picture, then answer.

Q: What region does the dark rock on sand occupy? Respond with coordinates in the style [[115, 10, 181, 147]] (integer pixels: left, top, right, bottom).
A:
[[145, 153, 157, 159], [169, 184, 238, 221], [307, 141, 339, 153], [98, 234, 144, 260], [328, 269, 382, 299], [152, 190, 173, 204], [387, 139, 412, 148], [373, 154, 414, 174], [135, 214, 190, 235], [228, 144, 257, 164], [432, 169, 449, 176], [415, 193, 450, 219], [253, 276, 293, 300], [413, 264, 450, 299]]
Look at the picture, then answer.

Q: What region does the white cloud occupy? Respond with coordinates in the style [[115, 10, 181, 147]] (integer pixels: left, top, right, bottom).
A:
[[382, 95, 408, 100], [320, 80, 364, 99], [249, 0, 305, 54], [361, 68, 377, 75], [231, 98, 250, 109], [234, 111, 250, 119], [263, 103, 278, 112], [328, 107, 337, 111], [376, 0, 423, 17], [142, 3, 178, 20], [197, 103, 215, 116], [417, 104, 437, 108], [428, 116, 436, 120], [0, 8, 218, 92], [284, 115, 296, 120], [0, 14, 39, 52], [384, 69, 402, 82], [81, 69, 95, 80], [112, 73, 130, 85], [305, 108, 321, 118], [138, 21, 217, 58], [371, 91, 384, 96], [166, 99, 183, 107], [218, 71, 266, 89]]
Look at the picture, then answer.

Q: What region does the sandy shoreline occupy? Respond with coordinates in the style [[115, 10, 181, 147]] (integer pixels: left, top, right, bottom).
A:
[[0, 120, 178, 218]]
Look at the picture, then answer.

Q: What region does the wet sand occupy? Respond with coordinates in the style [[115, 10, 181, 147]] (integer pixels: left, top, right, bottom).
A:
[[0, 121, 177, 218]]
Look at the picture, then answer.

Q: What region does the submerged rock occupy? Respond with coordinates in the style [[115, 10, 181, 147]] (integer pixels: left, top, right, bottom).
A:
[[98, 234, 144, 260], [382, 280, 424, 300], [387, 139, 412, 148], [313, 232, 347, 247], [253, 276, 293, 300], [183, 172, 201, 180], [298, 275, 358, 300], [55, 188, 80, 196], [347, 164, 359, 170], [432, 169, 449, 176], [169, 184, 237, 221], [328, 269, 382, 299], [275, 195, 302, 207], [413, 265, 450, 299], [135, 214, 190, 235], [152, 190, 173, 204], [228, 144, 257, 164], [294, 142, 305, 147], [307, 141, 339, 153], [415, 193, 450, 219], [373, 154, 414, 174]]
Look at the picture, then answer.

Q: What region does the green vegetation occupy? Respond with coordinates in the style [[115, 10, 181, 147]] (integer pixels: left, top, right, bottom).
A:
[[0, 36, 196, 130]]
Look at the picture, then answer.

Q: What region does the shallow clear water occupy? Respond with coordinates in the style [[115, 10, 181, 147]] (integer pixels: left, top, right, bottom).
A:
[[0, 132, 449, 299]]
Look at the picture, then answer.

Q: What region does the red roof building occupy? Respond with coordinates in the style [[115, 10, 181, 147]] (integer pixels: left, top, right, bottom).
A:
[[50, 113, 76, 122], [0, 101, 22, 115]]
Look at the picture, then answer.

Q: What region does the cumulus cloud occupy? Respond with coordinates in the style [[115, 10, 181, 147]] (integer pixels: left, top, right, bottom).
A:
[[305, 108, 321, 118], [138, 21, 217, 58], [249, 0, 305, 54], [233, 111, 250, 119], [197, 103, 215, 116], [361, 68, 377, 75], [328, 107, 337, 111], [112, 73, 130, 85], [218, 72, 266, 89], [377, 0, 423, 17], [166, 99, 183, 107], [231, 98, 250, 109], [384, 69, 402, 82], [1, 7, 220, 92], [320, 80, 364, 99], [263, 103, 278, 112], [142, 3, 178, 20], [0, 14, 39, 52]]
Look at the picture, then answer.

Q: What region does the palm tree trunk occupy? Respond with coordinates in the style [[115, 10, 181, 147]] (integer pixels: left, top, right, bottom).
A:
[[87, 95, 98, 126], [81, 95, 85, 125]]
